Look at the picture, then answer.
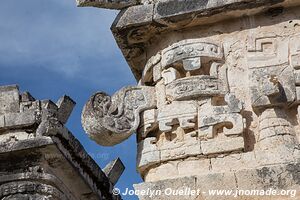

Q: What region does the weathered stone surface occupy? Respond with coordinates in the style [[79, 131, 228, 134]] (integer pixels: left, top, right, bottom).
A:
[[79, 0, 300, 199], [0, 85, 123, 200], [157, 101, 197, 132], [103, 158, 125, 186], [76, 0, 139, 10], [201, 136, 244, 155], [0, 85, 19, 114], [82, 86, 156, 146]]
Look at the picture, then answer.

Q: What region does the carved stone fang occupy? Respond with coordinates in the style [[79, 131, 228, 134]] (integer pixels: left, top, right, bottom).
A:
[[82, 86, 156, 146]]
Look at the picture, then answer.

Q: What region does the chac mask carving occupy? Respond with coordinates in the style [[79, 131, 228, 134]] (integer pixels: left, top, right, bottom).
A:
[[82, 39, 246, 165], [82, 35, 300, 175]]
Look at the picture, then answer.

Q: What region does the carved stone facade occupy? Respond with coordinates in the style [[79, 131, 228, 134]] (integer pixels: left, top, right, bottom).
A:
[[79, 0, 300, 199], [0, 85, 123, 200]]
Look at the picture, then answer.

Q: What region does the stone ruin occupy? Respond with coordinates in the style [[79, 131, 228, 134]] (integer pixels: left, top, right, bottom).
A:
[[0, 0, 300, 200], [0, 85, 124, 199], [77, 0, 300, 199]]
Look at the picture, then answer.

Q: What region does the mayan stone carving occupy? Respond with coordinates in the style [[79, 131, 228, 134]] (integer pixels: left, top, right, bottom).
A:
[[79, 0, 300, 199]]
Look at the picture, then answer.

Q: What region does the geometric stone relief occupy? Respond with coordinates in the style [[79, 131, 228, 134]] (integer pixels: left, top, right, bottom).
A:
[[157, 101, 197, 132], [165, 74, 227, 101], [247, 33, 300, 109], [198, 93, 246, 155], [161, 39, 224, 71], [247, 34, 289, 68]]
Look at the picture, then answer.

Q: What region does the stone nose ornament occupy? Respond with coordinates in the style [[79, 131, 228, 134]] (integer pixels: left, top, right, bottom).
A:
[[82, 86, 156, 146]]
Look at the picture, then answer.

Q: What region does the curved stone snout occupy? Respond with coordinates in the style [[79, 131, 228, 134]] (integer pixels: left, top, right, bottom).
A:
[[82, 86, 156, 146]]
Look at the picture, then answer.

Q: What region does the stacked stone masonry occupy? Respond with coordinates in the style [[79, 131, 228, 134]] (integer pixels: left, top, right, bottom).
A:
[[78, 0, 300, 199], [0, 85, 124, 200]]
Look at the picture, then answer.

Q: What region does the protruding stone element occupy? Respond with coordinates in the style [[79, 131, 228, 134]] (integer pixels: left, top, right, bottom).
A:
[[103, 158, 125, 186], [82, 86, 156, 146], [56, 95, 76, 124], [76, 0, 138, 10], [0, 85, 20, 114]]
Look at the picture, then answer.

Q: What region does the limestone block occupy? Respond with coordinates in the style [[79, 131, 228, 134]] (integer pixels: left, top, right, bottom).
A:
[[56, 95, 76, 124], [160, 139, 201, 162], [295, 70, 300, 86], [161, 40, 224, 70], [177, 159, 210, 177], [162, 67, 180, 85], [112, 4, 154, 29], [291, 53, 300, 69], [0, 85, 20, 114], [20, 100, 40, 113], [141, 53, 162, 85], [134, 176, 197, 200], [249, 65, 296, 108], [211, 152, 258, 172], [290, 34, 300, 69], [1, 112, 36, 130], [155, 80, 166, 109], [158, 101, 197, 132], [20, 92, 35, 102], [247, 35, 289, 68], [196, 172, 237, 200], [76, 0, 139, 10], [166, 75, 227, 101], [103, 158, 125, 186], [236, 163, 300, 191], [201, 137, 244, 155], [0, 115, 4, 128], [182, 57, 201, 71], [137, 137, 160, 171], [296, 87, 300, 102], [139, 109, 158, 138], [198, 94, 245, 139], [153, 63, 162, 83], [145, 162, 181, 182]]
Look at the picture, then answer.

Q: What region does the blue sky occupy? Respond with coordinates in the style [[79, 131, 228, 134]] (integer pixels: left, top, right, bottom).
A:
[[0, 0, 140, 199]]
